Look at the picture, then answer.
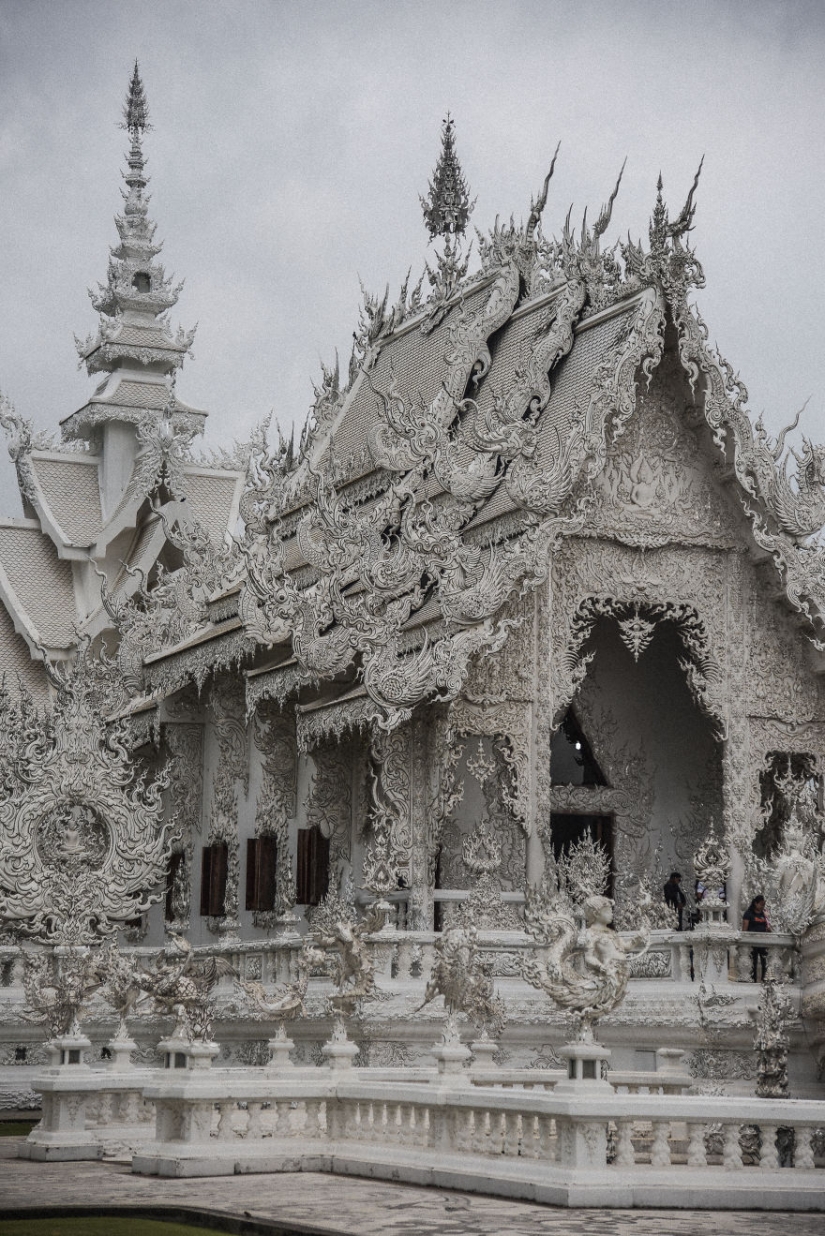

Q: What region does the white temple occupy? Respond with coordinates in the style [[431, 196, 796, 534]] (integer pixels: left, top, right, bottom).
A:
[[1, 67, 824, 1207]]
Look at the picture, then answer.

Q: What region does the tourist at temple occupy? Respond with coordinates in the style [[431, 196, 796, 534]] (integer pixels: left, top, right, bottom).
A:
[[742, 895, 771, 981], [663, 871, 686, 930]]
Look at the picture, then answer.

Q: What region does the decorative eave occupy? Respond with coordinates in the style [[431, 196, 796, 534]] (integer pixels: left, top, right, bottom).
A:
[[80, 334, 194, 376], [62, 403, 207, 443], [143, 616, 254, 696], [60, 370, 208, 443]]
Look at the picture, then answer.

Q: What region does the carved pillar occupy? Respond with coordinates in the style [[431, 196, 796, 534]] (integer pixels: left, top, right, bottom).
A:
[[205, 678, 249, 938], [362, 724, 412, 904], [408, 711, 435, 931], [722, 553, 750, 919], [162, 722, 204, 934], [530, 583, 550, 882], [251, 701, 298, 928]]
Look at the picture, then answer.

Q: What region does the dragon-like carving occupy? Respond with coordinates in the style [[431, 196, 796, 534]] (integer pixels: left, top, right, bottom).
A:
[[750, 413, 825, 540], [22, 949, 104, 1040], [418, 919, 505, 1038], [132, 933, 236, 1042], [237, 937, 321, 1029], [307, 892, 384, 1022]]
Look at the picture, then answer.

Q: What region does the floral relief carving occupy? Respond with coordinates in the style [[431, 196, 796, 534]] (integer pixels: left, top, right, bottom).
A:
[[588, 363, 736, 550], [549, 539, 730, 734], [362, 725, 412, 896], [0, 654, 177, 946]]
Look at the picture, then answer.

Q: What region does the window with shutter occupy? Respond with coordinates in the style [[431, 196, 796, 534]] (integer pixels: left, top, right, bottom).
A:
[[296, 828, 330, 906], [246, 836, 277, 911], [200, 841, 228, 917]]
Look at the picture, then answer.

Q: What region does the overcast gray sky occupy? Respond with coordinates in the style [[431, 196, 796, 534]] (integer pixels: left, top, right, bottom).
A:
[[1, 0, 824, 515]]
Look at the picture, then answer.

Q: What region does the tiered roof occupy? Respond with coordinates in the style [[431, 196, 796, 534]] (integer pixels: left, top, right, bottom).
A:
[[135, 122, 825, 728], [0, 66, 244, 692]]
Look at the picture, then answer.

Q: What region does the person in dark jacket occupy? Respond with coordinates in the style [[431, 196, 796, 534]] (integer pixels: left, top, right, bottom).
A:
[[742, 894, 770, 981], [663, 871, 686, 930]]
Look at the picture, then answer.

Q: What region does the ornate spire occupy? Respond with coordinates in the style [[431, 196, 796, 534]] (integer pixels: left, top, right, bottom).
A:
[[118, 61, 152, 204], [67, 63, 201, 446], [122, 60, 151, 135], [420, 114, 474, 240], [73, 64, 195, 374]]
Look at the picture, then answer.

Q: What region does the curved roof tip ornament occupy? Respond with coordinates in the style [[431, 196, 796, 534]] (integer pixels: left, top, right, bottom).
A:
[[590, 156, 627, 244], [526, 140, 561, 241], [650, 156, 705, 249]]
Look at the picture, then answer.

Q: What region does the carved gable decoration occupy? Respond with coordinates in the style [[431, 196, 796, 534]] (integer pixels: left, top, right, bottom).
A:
[[588, 373, 736, 550], [0, 658, 178, 944]]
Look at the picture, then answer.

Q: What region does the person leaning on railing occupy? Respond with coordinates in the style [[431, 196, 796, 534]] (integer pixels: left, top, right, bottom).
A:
[[663, 872, 686, 930], [742, 894, 770, 982]]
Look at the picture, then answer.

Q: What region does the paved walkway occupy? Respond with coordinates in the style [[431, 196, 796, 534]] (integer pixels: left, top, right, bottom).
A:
[[0, 1140, 823, 1235]]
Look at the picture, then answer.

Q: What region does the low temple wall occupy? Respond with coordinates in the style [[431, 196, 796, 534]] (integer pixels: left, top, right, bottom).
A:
[[17, 1057, 825, 1209]]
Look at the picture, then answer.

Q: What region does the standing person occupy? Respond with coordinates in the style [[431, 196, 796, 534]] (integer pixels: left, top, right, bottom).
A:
[[742, 895, 770, 981], [663, 871, 686, 930]]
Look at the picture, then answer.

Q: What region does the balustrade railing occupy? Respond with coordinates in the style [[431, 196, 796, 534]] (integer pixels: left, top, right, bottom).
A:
[[132, 1071, 825, 1197]]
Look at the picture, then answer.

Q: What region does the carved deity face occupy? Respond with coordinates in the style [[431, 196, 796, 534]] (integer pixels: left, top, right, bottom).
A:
[[584, 894, 613, 927]]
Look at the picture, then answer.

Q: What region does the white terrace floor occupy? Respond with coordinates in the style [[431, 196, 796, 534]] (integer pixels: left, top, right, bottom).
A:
[[0, 1140, 823, 1236]]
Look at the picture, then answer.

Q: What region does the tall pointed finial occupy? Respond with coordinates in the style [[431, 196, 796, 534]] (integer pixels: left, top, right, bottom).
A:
[[526, 141, 561, 241], [649, 171, 668, 251], [420, 114, 475, 241], [121, 60, 151, 136]]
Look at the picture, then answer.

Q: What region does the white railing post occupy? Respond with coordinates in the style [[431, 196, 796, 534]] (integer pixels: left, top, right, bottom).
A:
[[759, 1124, 779, 1170], [796, 1126, 815, 1170], [616, 1118, 635, 1167], [686, 1121, 708, 1167], [723, 1122, 743, 1171]]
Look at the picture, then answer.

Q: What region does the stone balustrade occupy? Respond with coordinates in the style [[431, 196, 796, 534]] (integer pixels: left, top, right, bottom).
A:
[[129, 1070, 825, 1208]]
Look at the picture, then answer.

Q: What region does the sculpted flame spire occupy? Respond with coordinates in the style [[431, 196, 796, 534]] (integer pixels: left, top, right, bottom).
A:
[[420, 114, 474, 240], [123, 60, 151, 136], [419, 115, 475, 329]]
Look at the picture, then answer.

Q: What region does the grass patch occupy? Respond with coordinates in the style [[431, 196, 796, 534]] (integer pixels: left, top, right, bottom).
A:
[[0, 1219, 232, 1235], [0, 1121, 36, 1137]]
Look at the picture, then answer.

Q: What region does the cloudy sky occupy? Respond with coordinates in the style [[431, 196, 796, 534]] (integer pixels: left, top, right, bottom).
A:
[[0, 0, 823, 514]]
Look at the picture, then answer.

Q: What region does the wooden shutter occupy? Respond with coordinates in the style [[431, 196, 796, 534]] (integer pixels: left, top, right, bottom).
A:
[[246, 836, 277, 911], [296, 829, 330, 906], [200, 842, 228, 916]]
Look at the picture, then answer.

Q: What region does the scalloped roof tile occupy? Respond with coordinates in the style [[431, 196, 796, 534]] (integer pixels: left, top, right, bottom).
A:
[[0, 525, 77, 647], [30, 453, 103, 545]]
